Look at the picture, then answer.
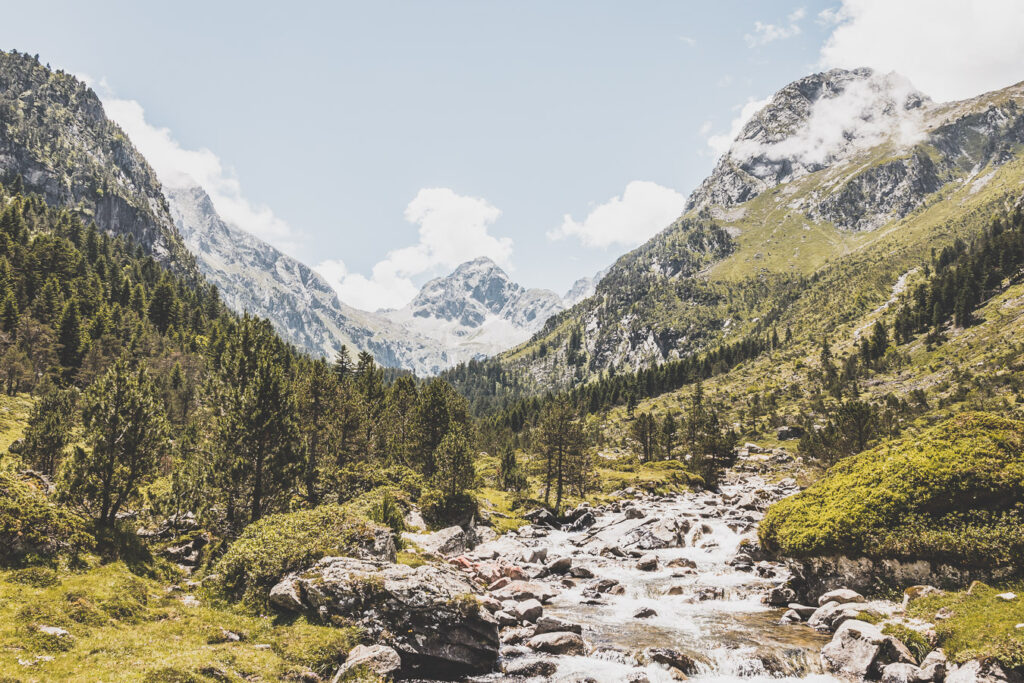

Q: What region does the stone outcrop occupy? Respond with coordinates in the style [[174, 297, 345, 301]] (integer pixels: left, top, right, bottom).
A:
[[270, 557, 499, 676]]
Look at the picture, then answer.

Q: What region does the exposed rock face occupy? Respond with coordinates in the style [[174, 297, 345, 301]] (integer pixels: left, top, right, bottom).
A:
[[687, 68, 929, 215], [0, 51, 195, 272], [270, 557, 499, 676], [169, 189, 576, 374], [166, 185, 453, 370], [820, 620, 915, 679], [786, 555, 1016, 603], [383, 257, 567, 366]]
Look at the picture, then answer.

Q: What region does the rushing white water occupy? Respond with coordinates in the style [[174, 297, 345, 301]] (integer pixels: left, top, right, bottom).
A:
[[472, 476, 841, 682]]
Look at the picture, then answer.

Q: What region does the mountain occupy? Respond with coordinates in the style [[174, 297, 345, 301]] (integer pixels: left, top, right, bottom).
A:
[[0, 50, 195, 273], [166, 184, 454, 370], [445, 67, 1024, 406], [382, 257, 566, 362], [167, 187, 573, 374], [563, 267, 609, 306]]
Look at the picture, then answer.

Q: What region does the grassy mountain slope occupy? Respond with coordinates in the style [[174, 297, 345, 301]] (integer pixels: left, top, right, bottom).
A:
[[446, 73, 1024, 413]]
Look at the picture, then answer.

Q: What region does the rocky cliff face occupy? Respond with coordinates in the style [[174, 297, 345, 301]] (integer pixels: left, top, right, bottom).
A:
[[169, 188, 574, 374], [0, 50, 195, 273], [167, 185, 455, 370], [688, 68, 1024, 232], [383, 257, 568, 364]]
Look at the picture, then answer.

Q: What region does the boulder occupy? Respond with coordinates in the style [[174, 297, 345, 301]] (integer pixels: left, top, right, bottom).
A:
[[491, 580, 558, 603], [545, 556, 572, 575], [881, 662, 923, 683], [569, 566, 595, 579], [268, 578, 305, 612], [919, 650, 947, 682], [819, 588, 866, 606], [641, 648, 700, 675], [808, 601, 879, 633], [620, 517, 687, 550], [270, 557, 498, 676], [569, 511, 597, 531], [636, 555, 659, 571], [527, 631, 587, 655], [945, 659, 1019, 682], [420, 526, 472, 556], [535, 616, 582, 635], [821, 620, 915, 679], [524, 508, 558, 528], [766, 585, 797, 606], [633, 607, 657, 619], [333, 644, 401, 679], [504, 659, 559, 678], [512, 598, 543, 623]]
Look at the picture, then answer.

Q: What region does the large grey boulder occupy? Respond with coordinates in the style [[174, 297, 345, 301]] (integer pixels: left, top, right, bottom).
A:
[[819, 588, 866, 606], [419, 525, 472, 556], [821, 620, 915, 679], [332, 644, 401, 680], [270, 557, 498, 676], [946, 660, 1022, 682], [527, 631, 587, 655]]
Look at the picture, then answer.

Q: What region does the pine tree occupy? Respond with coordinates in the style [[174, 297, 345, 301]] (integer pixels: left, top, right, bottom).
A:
[[21, 384, 77, 475], [432, 423, 475, 501], [630, 412, 658, 462], [661, 412, 678, 460], [61, 359, 169, 527], [209, 316, 301, 527], [57, 300, 86, 369], [538, 398, 586, 515], [333, 344, 353, 380]]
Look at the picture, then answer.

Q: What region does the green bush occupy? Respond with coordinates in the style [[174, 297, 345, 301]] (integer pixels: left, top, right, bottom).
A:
[[213, 504, 389, 605], [335, 463, 424, 504], [0, 471, 93, 566], [760, 412, 1024, 567], [420, 489, 477, 529], [6, 566, 59, 587]]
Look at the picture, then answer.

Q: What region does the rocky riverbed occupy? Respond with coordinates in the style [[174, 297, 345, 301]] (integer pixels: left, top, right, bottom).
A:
[[271, 469, 1018, 682]]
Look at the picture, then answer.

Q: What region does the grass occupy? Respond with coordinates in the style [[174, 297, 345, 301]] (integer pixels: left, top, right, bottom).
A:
[[759, 412, 1024, 567], [906, 581, 1024, 671], [0, 562, 361, 682]]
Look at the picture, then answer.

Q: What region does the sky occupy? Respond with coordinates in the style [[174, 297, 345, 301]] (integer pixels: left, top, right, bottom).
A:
[[3, 1, 1024, 311]]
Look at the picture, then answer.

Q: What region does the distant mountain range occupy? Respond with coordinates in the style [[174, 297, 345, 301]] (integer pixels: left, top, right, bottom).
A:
[[165, 185, 603, 374]]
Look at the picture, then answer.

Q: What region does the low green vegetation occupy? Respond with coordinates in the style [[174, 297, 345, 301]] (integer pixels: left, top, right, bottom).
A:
[[907, 581, 1024, 670], [0, 563, 359, 682], [213, 504, 390, 605], [760, 412, 1024, 567]]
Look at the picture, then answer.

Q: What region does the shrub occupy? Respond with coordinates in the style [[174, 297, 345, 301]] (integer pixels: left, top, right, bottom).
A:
[[213, 504, 388, 605], [335, 463, 424, 504], [0, 471, 93, 566], [6, 566, 59, 587], [760, 412, 1024, 567], [420, 489, 477, 529]]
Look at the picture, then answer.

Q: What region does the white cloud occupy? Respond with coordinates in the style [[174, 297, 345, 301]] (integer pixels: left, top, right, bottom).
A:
[[820, 0, 1024, 102], [547, 181, 686, 249], [96, 88, 301, 254], [731, 71, 926, 167], [705, 96, 771, 157], [318, 188, 513, 311], [745, 7, 806, 47]]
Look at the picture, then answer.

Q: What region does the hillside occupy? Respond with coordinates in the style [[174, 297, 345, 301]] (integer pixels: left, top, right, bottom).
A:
[[446, 69, 1024, 409], [0, 50, 195, 274]]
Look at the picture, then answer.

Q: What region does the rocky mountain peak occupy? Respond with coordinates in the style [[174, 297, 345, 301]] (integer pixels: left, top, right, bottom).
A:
[[687, 68, 931, 211]]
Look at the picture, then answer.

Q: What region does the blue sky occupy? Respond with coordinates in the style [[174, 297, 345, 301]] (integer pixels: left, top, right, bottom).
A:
[[3, 1, 1024, 309]]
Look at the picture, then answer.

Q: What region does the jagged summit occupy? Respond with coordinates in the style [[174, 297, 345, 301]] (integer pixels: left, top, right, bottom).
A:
[[385, 257, 565, 360], [687, 68, 931, 215]]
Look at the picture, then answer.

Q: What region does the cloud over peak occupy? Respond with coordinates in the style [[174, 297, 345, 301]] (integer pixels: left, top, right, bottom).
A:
[[317, 188, 513, 311], [548, 181, 686, 249]]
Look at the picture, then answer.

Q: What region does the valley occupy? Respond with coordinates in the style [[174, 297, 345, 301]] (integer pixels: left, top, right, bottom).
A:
[[0, 37, 1023, 683]]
